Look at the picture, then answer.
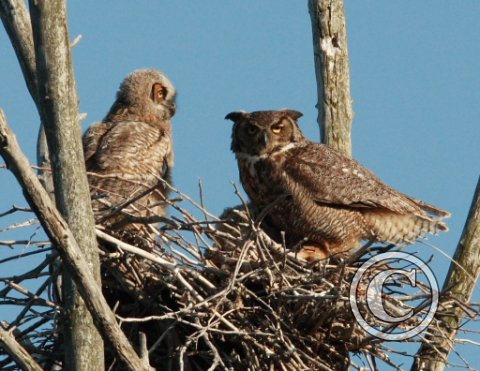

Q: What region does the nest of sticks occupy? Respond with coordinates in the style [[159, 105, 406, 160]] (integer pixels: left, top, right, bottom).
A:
[[1, 184, 478, 370]]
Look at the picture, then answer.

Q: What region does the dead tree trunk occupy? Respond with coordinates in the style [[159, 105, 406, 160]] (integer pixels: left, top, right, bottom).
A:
[[412, 178, 480, 371], [27, 1, 104, 369], [27, 0, 104, 369], [308, 0, 353, 156]]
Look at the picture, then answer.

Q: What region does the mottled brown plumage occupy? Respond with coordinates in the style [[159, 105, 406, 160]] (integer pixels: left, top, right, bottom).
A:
[[226, 109, 450, 260], [83, 69, 176, 244]]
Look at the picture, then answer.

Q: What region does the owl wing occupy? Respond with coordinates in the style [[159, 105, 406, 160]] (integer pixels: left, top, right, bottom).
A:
[[83, 121, 113, 167], [283, 143, 449, 217], [87, 120, 173, 179]]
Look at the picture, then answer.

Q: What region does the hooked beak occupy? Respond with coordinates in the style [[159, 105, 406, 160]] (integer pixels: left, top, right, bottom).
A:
[[259, 132, 269, 147], [167, 102, 176, 116]]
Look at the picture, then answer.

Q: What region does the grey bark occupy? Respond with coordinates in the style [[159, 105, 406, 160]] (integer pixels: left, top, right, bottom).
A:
[[308, 0, 353, 156], [0, 109, 148, 371], [36, 126, 55, 200], [0, 0, 37, 100], [0, 326, 43, 371], [26, 0, 104, 369], [412, 178, 480, 371]]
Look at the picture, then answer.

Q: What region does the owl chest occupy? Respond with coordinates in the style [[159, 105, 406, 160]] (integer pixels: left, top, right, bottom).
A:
[[99, 129, 171, 179], [238, 158, 285, 206], [140, 145, 170, 174]]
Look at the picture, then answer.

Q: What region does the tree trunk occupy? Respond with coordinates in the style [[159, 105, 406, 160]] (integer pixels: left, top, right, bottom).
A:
[[412, 178, 480, 371], [27, 1, 104, 369], [308, 0, 353, 156]]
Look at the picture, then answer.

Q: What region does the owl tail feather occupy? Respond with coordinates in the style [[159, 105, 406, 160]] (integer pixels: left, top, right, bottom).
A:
[[408, 196, 451, 219], [362, 210, 448, 246]]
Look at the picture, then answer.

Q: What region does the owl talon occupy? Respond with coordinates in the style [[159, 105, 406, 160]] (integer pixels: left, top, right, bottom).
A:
[[294, 245, 329, 262]]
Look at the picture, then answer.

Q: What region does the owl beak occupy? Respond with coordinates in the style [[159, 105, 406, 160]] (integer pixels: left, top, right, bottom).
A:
[[167, 102, 176, 116], [260, 132, 269, 147]]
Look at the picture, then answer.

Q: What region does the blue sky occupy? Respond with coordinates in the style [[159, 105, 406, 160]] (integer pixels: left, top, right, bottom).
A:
[[1, 2, 479, 368]]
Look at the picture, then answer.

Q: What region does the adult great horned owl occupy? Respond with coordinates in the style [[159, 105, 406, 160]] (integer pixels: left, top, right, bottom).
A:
[[83, 69, 176, 244], [226, 109, 450, 260]]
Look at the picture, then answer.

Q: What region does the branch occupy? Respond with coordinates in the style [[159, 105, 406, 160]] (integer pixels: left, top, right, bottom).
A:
[[308, 0, 353, 156], [0, 110, 148, 371], [413, 177, 480, 371], [0, 0, 54, 198], [0, 325, 43, 371], [0, 0, 37, 101]]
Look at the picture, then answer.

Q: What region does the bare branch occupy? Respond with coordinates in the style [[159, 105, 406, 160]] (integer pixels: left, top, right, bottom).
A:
[[0, 0, 54, 199], [413, 177, 480, 371], [0, 0, 37, 101], [0, 324, 43, 371]]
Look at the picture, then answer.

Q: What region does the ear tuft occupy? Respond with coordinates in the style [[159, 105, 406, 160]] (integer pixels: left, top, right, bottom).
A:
[[225, 111, 248, 122], [281, 109, 303, 121]]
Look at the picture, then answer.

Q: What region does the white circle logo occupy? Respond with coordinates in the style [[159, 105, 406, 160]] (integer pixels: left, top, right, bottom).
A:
[[349, 252, 439, 341]]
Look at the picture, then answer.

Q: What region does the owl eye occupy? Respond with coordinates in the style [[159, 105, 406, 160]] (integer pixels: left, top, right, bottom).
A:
[[246, 125, 258, 135], [151, 83, 166, 103], [271, 124, 283, 134]]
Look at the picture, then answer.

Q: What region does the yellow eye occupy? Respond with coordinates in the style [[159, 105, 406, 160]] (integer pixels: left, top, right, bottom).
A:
[[247, 125, 257, 135], [151, 83, 166, 103], [271, 125, 282, 134]]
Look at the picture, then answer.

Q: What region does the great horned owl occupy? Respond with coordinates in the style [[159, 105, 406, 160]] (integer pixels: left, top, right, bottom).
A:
[[226, 109, 450, 260], [83, 69, 176, 244]]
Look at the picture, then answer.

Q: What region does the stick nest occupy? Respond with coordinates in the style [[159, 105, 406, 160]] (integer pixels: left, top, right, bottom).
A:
[[1, 186, 478, 370]]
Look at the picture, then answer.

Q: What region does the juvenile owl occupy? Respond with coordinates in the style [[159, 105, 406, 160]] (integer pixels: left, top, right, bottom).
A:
[[226, 109, 450, 260], [83, 69, 176, 244]]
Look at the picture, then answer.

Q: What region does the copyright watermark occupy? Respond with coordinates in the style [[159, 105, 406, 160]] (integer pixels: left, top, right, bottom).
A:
[[349, 252, 439, 341]]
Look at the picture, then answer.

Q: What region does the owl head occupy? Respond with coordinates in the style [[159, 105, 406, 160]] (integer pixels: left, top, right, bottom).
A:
[[106, 69, 177, 122], [225, 109, 305, 156]]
